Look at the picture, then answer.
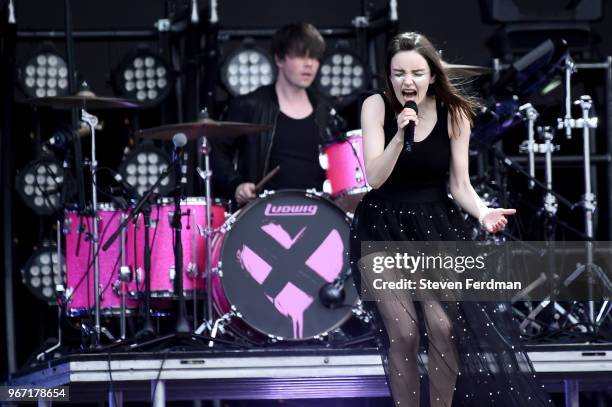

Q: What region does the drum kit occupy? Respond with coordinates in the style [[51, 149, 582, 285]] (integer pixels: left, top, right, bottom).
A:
[[25, 46, 609, 355], [25, 93, 369, 355]]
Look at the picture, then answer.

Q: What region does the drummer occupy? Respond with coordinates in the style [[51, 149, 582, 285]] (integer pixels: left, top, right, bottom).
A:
[[212, 23, 330, 205]]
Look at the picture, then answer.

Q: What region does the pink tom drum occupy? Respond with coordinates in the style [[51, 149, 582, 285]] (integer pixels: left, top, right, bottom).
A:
[[130, 197, 227, 298], [210, 190, 358, 342], [319, 129, 371, 212], [64, 204, 138, 316]]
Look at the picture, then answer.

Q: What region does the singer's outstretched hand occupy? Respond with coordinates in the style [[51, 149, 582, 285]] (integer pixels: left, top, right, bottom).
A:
[[482, 208, 516, 233]]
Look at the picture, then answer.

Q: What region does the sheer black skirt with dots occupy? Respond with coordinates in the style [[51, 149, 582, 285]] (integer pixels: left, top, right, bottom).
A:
[[349, 186, 555, 406]]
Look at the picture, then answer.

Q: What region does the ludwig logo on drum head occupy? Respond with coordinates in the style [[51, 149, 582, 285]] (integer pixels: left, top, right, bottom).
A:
[[264, 203, 318, 216]]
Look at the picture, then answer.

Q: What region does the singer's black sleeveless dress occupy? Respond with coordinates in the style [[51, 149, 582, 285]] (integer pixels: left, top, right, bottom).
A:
[[349, 93, 554, 406]]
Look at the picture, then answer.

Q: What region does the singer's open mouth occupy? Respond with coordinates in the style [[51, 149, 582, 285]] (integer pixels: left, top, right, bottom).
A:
[[402, 89, 417, 98]]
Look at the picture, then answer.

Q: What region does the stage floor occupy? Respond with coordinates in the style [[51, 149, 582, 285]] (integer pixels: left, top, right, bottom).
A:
[[5, 343, 612, 405]]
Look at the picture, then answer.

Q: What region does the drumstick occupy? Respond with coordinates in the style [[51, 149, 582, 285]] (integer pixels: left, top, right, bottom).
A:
[[255, 165, 280, 193]]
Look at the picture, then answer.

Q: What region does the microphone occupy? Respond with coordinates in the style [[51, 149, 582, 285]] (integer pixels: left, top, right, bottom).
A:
[[315, 104, 348, 143], [403, 101, 418, 153], [329, 108, 348, 133], [172, 133, 188, 185], [43, 124, 94, 150], [111, 173, 138, 199], [318, 280, 346, 309]]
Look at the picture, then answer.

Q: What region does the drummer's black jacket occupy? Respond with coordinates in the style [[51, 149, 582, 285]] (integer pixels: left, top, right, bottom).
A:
[[211, 84, 331, 201]]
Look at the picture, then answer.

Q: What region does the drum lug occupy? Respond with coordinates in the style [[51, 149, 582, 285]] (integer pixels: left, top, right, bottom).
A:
[[169, 266, 175, 282], [267, 334, 283, 343], [63, 218, 72, 234], [352, 300, 372, 323], [65, 287, 73, 301], [355, 166, 364, 183], [112, 279, 121, 296], [119, 265, 131, 281], [230, 305, 242, 319], [135, 267, 143, 283], [259, 189, 275, 199], [187, 263, 198, 277], [318, 152, 329, 170], [322, 179, 332, 194]]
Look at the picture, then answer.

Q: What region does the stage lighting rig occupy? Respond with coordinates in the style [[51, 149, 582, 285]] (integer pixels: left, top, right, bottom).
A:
[[221, 39, 276, 97], [112, 49, 174, 106], [315, 45, 369, 101], [118, 142, 174, 198], [16, 154, 64, 216], [19, 46, 70, 99], [21, 243, 66, 305]]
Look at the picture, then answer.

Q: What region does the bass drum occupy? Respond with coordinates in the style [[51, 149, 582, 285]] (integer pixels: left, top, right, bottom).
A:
[[211, 190, 358, 342]]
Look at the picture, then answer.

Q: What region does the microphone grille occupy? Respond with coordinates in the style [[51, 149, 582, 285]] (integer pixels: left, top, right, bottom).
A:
[[172, 132, 188, 148], [404, 100, 418, 113]]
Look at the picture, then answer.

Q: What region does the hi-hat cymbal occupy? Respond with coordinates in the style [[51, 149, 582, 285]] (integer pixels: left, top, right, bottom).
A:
[[442, 62, 492, 77], [24, 95, 143, 110], [137, 119, 272, 141]]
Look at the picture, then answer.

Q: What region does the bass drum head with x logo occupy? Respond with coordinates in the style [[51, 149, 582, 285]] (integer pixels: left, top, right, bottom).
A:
[[212, 190, 358, 341]]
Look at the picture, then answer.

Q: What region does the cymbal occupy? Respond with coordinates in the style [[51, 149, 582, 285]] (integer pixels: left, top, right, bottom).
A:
[[442, 62, 493, 77], [137, 119, 272, 140], [24, 95, 143, 110]]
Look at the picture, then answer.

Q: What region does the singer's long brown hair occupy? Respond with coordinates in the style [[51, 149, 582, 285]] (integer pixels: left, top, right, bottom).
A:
[[382, 32, 479, 133]]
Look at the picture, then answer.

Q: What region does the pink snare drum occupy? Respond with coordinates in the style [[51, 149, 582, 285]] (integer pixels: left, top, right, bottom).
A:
[[130, 197, 227, 298], [319, 130, 371, 212], [210, 191, 358, 342], [64, 204, 138, 316]]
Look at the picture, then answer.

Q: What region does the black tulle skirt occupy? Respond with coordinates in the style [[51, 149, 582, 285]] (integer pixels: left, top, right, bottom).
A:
[[349, 186, 555, 406]]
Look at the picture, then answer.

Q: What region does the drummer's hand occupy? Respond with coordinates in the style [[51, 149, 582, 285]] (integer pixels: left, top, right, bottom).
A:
[[235, 182, 256, 205], [482, 208, 516, 233]]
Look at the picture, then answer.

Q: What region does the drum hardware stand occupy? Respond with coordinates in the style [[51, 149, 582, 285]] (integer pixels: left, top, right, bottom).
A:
[[103, 168, 176, 338], [118, 215, 130, 340], [165, 133, 193, 334], [188, 210, 199, 330], [37, 221, 65, 361], [557, 54, 577, 139], [491, 146, 588, 334], [205, 310, 238, 347], [534, 126, 560, 218], [194, 134, 215, 335], [80, 108, 104, 345], [561, 95, 612, 332], [518, 103, 538, 190], [171, 156, 190, 333]]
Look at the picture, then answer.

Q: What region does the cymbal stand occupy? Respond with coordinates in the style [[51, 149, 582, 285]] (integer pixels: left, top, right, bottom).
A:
[[562, 95, 612, 331], [194, 135, 215, 336], [557, 54, 577, 139], [518, 103, 538, 190], [118, 213, 130, 340], [516, 124, 562, 335], [80, 108, 103, 344], [536, 126, 560, 217], [37, 221, 65, 360]]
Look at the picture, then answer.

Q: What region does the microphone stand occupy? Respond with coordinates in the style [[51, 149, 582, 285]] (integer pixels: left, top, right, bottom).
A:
[[102, 167, 175, 338], [112, 150, 234, 352], [172, 151, 190, 333]]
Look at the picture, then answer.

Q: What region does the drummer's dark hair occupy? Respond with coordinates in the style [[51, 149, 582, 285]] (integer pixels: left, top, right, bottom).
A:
[[383, 32, 480, 131], [271, 23, 326, 60]]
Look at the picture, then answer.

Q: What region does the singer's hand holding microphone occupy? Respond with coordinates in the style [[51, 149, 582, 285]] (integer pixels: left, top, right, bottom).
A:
[[397, 101, 418, 153]]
